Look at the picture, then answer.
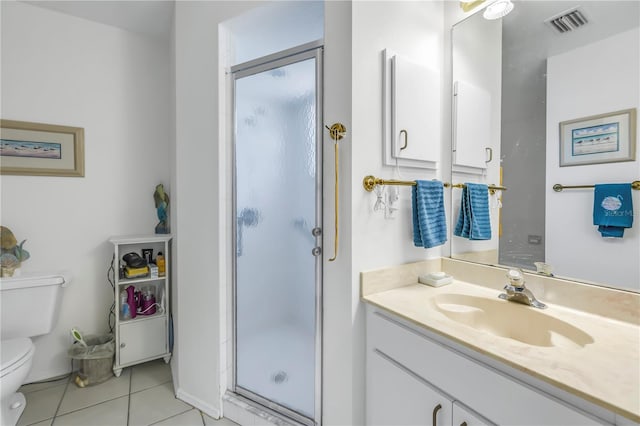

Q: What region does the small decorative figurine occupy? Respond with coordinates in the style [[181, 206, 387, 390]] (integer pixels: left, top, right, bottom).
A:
[[0, 226, 30, 277], [153, 184, 170, 234]]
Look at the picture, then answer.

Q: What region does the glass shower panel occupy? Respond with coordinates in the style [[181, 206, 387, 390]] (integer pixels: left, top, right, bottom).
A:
[[234, 56, 318, 420]]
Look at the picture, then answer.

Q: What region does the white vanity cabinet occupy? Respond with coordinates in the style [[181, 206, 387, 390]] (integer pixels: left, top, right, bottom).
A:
[[453, 402, 491, 426], [368, 348, 453, 426], [367, 347, 491, 426], [366, 306, 606, 426], [109, 235, 172, 376]]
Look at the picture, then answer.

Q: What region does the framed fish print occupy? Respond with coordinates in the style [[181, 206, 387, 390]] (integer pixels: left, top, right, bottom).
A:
[[559, 108, 636, 167], [1, 119, 84, 177]]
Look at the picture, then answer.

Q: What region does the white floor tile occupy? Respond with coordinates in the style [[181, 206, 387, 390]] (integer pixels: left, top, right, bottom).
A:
[[129, 381, 192, 426], [53, 395, 128, 426], [152, 408, 204, 425], [131, 359, 172, 393], [19, 376, 70, 394], [17, 383, 66, 426], [57, 369, 131, 415], [203, 413, 240, 426]]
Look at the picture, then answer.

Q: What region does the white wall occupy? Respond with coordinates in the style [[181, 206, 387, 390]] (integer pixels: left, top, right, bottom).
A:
[[0, 1, 171, 380], [352, 1, 446, 270], [225, 1, 324, 65], [321, 3, 353, 423], [350, 1, 446, 423], [172, 1, 262, 417], [546, 28, 640, 290]]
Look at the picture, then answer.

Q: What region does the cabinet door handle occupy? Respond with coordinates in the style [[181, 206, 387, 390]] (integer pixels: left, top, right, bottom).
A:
[[485, 147, 493, 163], [120, 343, 126, 348], [460, 422, 468, 426], [400, 129, 408, 151], [432, 403, 442, 426]]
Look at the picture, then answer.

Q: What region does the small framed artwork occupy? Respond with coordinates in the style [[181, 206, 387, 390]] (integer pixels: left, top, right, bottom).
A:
[[559, 108, 636, 167], [1, 119, 84, 177]]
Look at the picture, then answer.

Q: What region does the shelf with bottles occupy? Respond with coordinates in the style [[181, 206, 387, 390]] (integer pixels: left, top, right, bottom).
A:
[[109, 234, 171, 375], [117, 276, 166, 286], [118, 281, 166, 322], [119, 311, 166, 325], [117, 249, 167, 280]]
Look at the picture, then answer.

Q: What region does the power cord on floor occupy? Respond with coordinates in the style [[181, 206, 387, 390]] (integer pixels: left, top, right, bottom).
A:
[[107, 253, 115, 334], [23, 359, 74, 385]]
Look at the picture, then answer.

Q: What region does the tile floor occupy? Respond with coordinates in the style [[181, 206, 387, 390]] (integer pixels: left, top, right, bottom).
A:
[[17, 359, 239, 426]]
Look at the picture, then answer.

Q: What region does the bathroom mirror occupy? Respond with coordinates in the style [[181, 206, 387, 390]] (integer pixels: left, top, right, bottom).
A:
[[449, 1, 640, 291]]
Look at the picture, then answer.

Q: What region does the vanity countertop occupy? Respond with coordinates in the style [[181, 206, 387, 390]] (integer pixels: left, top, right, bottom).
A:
[[362, 279, 640, 422]]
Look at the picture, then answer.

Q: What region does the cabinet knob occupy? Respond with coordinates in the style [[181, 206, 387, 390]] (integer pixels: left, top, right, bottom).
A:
[[460, 422, 468, 426], [432, 403, 442, 426], [120, 343, 126, 348]]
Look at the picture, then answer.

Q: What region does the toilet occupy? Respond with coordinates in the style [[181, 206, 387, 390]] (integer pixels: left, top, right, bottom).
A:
[[1, 274, 68, 426]]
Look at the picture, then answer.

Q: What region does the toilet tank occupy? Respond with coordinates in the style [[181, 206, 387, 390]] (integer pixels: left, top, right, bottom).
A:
[[0, 274, 69, 340]]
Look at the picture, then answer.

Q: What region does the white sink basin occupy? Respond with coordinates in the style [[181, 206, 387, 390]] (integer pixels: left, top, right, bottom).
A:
[[431, 293, 594, 348]]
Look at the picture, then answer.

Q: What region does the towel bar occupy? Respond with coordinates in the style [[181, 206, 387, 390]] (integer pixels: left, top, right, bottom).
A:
[[553, 180, 640, 192], [362, 175, 506, 195]]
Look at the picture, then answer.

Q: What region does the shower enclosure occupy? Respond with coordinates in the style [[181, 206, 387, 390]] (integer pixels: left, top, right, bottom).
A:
[[232, 42, 323, 425]]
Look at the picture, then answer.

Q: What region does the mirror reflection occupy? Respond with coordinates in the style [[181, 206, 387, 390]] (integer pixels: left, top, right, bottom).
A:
[[450, 1, 639, 291]]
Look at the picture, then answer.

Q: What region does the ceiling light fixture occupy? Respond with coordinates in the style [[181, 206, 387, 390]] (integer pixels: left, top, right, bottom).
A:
[[483, 0, 514, 20]]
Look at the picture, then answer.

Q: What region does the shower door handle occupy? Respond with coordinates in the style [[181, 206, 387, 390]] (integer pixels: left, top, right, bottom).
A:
[[312, 228, 322, 256]]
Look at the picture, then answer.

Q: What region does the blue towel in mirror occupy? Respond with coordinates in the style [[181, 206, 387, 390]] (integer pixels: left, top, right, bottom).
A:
[[453, 183, 491, 240], [593, 184, 633, 238], [412, 180, 447, 249]]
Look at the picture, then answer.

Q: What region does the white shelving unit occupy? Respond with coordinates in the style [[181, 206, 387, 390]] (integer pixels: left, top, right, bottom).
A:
[[109, 234, 172, 377]]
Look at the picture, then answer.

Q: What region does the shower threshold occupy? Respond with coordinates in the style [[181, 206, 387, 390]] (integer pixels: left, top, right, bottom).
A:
[[223, 391, 312, 426]]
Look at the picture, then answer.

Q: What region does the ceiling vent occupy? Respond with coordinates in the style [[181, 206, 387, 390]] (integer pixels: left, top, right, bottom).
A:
[[545, 7, 589, 34]]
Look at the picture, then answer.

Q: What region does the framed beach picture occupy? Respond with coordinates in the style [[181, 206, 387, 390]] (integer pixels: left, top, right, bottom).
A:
[[1, 119, 84, 176], [559, 108, 636, 167]]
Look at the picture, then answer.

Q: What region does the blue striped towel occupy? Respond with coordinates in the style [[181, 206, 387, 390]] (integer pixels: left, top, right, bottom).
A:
[[412, 180, 447, 249], [454, 183, 491, 240]]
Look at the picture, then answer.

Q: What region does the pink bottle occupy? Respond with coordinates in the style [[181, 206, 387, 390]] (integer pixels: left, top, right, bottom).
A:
[[126, 286, 137, 319]]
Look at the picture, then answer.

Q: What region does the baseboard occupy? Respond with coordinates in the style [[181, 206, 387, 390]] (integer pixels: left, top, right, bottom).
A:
[[175, 387, 221, 419]]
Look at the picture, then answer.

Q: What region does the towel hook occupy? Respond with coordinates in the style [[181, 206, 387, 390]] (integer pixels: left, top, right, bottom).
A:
[[326, 123, 347, 262]]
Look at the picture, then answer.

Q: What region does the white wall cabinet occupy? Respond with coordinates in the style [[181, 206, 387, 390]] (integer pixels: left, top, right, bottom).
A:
[[110, 235, 172, 376], [453, 80, 491, 170], [382, 49, 441, 169], [118, 316, 168, 366], [366, 306, 607, 426]]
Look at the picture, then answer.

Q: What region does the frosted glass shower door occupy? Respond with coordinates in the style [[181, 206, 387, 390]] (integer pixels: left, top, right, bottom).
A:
[[233, 47, 321, 424]]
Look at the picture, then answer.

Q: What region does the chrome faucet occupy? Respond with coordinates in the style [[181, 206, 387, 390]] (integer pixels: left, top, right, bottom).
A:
[[498, 269, 547, 309]]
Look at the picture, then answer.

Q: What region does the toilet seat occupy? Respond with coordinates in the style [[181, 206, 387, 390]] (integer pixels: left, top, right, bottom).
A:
[[1, 338, 34, 378]]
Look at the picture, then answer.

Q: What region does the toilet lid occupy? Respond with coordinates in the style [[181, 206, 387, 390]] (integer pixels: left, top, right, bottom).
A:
[[1, 338, 34, 375]]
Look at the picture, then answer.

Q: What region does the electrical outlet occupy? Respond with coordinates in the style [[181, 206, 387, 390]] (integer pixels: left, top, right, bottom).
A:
[[528, 235, 542, 245]]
